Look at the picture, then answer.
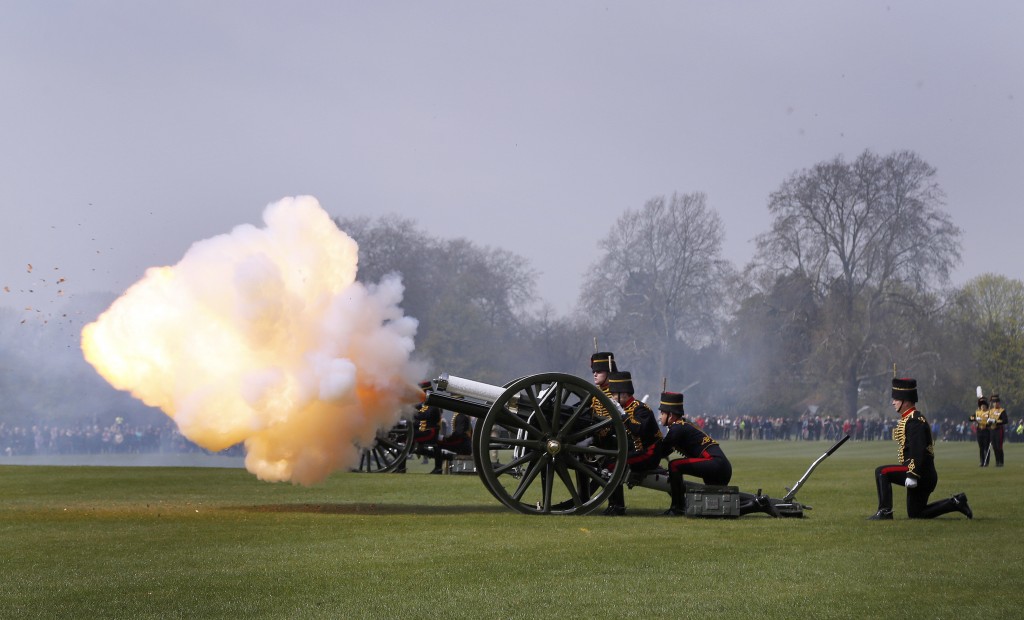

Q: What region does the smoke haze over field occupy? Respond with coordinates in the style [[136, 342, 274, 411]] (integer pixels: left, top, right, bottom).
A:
[[81, 197, 424, 484]]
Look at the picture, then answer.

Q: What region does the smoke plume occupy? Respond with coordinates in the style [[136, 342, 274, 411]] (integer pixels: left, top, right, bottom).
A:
[[81, 196, 424, 484]]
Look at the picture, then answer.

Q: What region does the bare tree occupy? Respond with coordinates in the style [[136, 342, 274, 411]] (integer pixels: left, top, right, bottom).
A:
[[754, 150, 961, 419], [580, 192, 732, 390]]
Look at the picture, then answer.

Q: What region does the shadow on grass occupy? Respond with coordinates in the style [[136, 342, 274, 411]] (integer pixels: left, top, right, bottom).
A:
[[226, 502, 509, 515]]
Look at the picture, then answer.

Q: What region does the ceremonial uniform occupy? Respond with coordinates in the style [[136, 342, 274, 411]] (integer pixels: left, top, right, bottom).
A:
[[869, 377, 972, 520], [590, 352, 617, 446], [412, 382, 444, 472], [434, 411, 473, 471], [990, 395, 1008, 467], [413, 403, 442, 445], [970, 399, 992, 467], [603, 371, 662, 515], [620, 399, 663, 470], [654, 391, 775, 517], [657, 418, 732, 486]]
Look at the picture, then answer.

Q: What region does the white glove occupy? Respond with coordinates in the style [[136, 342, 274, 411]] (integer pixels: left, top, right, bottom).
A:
[[904, 477, 918, 489]]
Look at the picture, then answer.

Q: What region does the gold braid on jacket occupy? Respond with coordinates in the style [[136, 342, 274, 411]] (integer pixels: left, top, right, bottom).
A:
[[592, 385, 613, 438], [892, 408, 933, 477]]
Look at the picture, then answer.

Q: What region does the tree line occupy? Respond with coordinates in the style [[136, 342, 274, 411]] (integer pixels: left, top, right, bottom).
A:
[[1, 148, 1020, 427], [339, 149, 1023, 422]]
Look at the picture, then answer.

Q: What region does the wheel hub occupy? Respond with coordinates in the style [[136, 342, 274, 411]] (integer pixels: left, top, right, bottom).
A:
[[546, 439, 562, 456]]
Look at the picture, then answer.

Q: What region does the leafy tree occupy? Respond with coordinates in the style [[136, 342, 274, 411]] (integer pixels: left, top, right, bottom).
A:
[[754, 150, 961, 419], [946, 274, 1024, 410]]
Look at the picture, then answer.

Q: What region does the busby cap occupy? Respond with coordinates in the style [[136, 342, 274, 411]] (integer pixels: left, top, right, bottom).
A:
[[418, 380, 432, 391], [607, 371, 634, 395], [659, 391, 684, 415], [978, 396, 989, 408], [591, 352, 617, 373], [891, 377, 918, 403]]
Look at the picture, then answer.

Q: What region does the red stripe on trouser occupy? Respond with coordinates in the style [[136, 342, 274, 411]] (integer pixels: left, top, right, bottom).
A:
[[881, 465, 908, 475], [627, 444, 657, 465], [414, 429, 437, 443], [670, 457, 711, 473]]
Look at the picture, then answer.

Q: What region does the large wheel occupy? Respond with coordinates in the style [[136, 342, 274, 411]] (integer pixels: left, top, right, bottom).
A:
[[473, 372, 628, 515], [354, 421, 414, 473]]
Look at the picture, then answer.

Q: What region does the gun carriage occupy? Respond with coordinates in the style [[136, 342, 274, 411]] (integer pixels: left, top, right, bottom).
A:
[[356, 371, 847, 517]]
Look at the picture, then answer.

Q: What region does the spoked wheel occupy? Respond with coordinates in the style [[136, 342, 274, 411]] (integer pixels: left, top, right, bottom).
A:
[[473, 372, 628, 515], [355, 421, 413, 473]]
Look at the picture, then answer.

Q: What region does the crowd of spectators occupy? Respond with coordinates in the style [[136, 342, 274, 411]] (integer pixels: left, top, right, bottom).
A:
[[0, 419, 244, 457], [3, 411, 1022, 458], [658, 413, 1024, 443]]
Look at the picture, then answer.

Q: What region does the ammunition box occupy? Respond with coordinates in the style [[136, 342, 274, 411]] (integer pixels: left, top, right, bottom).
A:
[[685, 485, 740, 518], [446, 455, 477, 475]]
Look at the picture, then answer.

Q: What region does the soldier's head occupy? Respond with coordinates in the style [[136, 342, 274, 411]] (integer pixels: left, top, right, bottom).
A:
[[418, 380, 432, 403], [607, 370, 635, 405], [991, 393, 1001, 406], [591, 352, 617, 387], [658, 391, 684, 425], [978, 396, 989, 410], [891, 377, 918, 414]]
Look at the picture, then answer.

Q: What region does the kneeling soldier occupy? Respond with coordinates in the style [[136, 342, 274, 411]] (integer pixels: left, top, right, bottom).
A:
[[868, 377, 973, 520], [655, 390, 777, 517]]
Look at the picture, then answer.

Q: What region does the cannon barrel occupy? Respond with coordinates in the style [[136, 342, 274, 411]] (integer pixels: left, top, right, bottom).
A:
[[426, 372, 625, 422]]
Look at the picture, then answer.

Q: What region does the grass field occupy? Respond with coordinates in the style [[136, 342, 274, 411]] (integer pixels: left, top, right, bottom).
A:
[[1, 440, 1021, 619]]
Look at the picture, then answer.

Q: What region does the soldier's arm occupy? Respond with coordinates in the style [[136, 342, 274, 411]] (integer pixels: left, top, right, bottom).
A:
[[903, 419, 929, 479]]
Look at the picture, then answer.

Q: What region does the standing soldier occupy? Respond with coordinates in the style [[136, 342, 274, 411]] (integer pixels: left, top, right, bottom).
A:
[[547, 350, 619, 511], [868, 377, 973, 520], [602, 370, 662, 516], [970, 392, 992, 467], [989, 394, 1009, 467], [590, 351, 617, 430], [412, 381, 443, 473]]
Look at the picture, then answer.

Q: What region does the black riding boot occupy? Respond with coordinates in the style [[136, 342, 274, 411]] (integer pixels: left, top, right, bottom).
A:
[[661, 473, 685, 516], [603, 484, 626, 515]]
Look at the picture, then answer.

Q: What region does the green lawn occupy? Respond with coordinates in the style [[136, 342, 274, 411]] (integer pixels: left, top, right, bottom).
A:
[[1, 440, 1020, 619]]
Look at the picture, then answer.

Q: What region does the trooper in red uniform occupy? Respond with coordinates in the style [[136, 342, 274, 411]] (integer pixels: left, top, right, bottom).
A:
[[868, 377, 973, 520], [602, 370, 662, 516], [654, 391, 776, 517]]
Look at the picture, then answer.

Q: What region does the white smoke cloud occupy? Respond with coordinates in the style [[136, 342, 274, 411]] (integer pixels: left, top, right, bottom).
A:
[[81, 196, 424, 484]]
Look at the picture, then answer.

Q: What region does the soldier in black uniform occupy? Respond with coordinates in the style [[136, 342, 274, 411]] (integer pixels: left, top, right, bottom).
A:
[[411, 381, 443, 473], [547, 351, 619, 510], [990, 394, 1009, 467], [970, 396, 992, 467], [654, 391, 776, 517], [602, 370, 662, 516], [433, 410, 473, 472], [590, 351, 617, 436], [868, 377, 973, 520]]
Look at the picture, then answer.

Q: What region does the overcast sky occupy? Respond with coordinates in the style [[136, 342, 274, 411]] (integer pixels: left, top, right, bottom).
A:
[[2, 2, 1022, 320]]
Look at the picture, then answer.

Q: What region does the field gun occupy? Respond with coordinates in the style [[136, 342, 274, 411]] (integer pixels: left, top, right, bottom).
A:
[[356, 371, 848, 518], [358, 372, 630, 515]]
